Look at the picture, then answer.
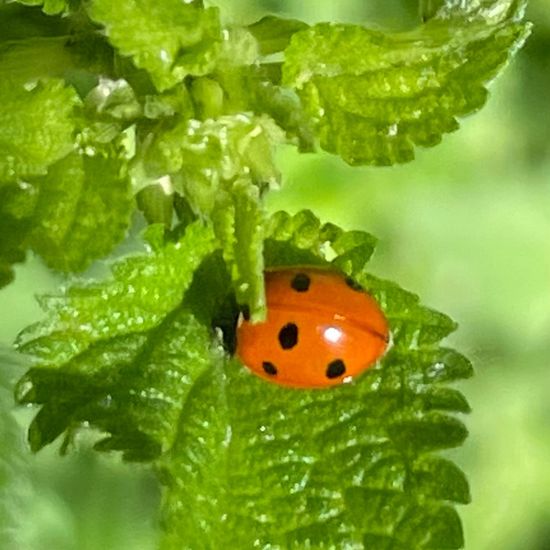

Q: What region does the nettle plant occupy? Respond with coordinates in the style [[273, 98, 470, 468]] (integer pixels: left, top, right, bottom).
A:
[[0, 0, 529, 547]]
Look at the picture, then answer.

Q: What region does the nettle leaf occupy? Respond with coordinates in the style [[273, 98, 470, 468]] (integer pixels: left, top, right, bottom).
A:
[[160, 210, 472, 548], [0, 79, 78, 182], [431, 0, 527, 23], [17, 221, 215, 363], [216, 26, 259, 69], [87, 0, 222, 91], [218, 66, 315, 151], [17, 309, 219, 460], [282, 3, 530, 165], [247, 15, 309, 56], [249, 75, 315, 151], [28, 151, 134, 272], [143, 114, 282, 188], [264, 209, 378, 272], [15, 209, 472, 546], [83, 78, 142, 122], [136, 184, 175, 227], [15, 221, 217, 459], [0, 127, 134, 280], [142, 85, 195, 120], [143, 114, 284, 317], [210, 177, 266, 318]]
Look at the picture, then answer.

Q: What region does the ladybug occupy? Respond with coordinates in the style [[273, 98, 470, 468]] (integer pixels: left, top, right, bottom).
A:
[[236, 267, 390, 388]]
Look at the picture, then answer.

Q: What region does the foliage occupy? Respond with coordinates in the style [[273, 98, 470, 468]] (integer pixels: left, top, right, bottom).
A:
[[0, 0, 531, 547], [16, 209, 474, 547], [0, 0, 529, 296]]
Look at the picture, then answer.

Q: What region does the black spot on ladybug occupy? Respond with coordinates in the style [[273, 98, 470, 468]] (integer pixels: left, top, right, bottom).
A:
[[326, 359, 346, 379], [262, 361, 278, 376], [345, 276, 363, 292], [241, 305, 250, 321], [278, 323, 299, 349], [291, 273, 311, 292]]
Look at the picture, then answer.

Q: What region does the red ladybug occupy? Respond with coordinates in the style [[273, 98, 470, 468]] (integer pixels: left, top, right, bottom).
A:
[[236, 267, 390, 388]]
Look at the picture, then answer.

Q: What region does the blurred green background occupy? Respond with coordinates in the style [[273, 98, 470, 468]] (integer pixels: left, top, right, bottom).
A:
[[1, 1, 549, 548]]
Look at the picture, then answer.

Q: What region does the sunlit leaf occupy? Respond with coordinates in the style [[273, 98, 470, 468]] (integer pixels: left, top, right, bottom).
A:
[[87, 0, 221, 91], [17, 309, 218, 460], [29, 152, 133, 272], [160, 210, 472, 548], [0, 79, 77, 182], [283, 9, 530, 165], [17, 221, 216, 363]]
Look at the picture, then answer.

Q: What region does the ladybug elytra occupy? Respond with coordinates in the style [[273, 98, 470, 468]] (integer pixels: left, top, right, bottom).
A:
[[236, 267, 389, 388]]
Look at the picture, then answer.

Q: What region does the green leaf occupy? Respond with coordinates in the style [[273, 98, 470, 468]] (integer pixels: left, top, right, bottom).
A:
[[28, 152, 134, 272], [0, 79, 78, 182], [247, 15, 309, 56], [16, 221, 216, 364], [143, 114, 283, 317], [360, 275, 457, 348], [161, 358, 470, 548], [215, 26, 259, 68], [217, 66, 315, 151], [15, 209, 471, 546], [283, 9, 530, 165], [432, 0, 527, 23], [158, 210, 471, 548], [142, 85, 194, 120], [189, 77, 224, 119], [83, 78, 142, 121], [14, 222, 218, 460], [211, 177, 265, 316], [87, 0, 222, 91], [410, 456, 471, 504], [0, 37, 77, 86], [0, 126, 133, 284], [347, 488, 464, 549], [17, 309, 218, 460], [418, 0, 525, 23], [143, 114, 282, 187], [136, 184, 174, 227], [419, 0, 444, 22], [264, 209, 377, 269]]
